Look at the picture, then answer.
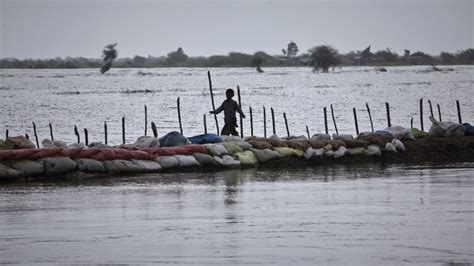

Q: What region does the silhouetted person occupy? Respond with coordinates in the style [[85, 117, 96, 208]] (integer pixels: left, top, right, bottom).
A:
[[210, 89, 245, 136]]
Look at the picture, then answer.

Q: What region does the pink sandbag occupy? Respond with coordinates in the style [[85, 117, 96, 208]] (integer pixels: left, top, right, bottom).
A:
[[30, 148, 62, 159], [145, 147, 177, 157], [90, 149, 116, 161], [112, 149, 134, 160], [11, 149, 40, 160], [130, 150, 153, 160], [74, 148, 100, 159], [60, 148, 82, 158], [182, 144, 208, 155], [0, 150, 15, 161]]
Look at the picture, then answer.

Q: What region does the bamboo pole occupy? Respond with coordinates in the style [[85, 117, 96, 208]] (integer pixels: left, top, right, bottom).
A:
[[203, 114, 207, 134], [122, 116, 125, 144], [428, 100, 434, 118], [324, 107, 328, 134], [207, 71, 219, 135], [84, 128, 89, 146], [237, 85, 243, 137], [271, 107, 276, 135], [437, 104, 442, 122], [144, 105, 148, 136], [420, 98, 424, 131], [151, 121, 158, 138], [249, 106, 253, 136], [104, 121, 108, 145], [330, 104, 338, 135], [177, 97, 183, 135], [385, 102, 391, 128], [456, 100, 462, 124], [283, 112, 290, 139], [49, 123, 54, 141], [306, 125, 310, 139], [25, 133, 29, 140], [410, 117, 414, 129], [353, 107, 359, 136], [5, 129, 8, 139], [74, 125, 80, 144], [366, 103, 374, 132], [32, 122, 39, 148], [263, 106, 267, 138]]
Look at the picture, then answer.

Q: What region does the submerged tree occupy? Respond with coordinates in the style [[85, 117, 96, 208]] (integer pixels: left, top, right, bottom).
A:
[[251, 51, 272, 73], [100, 43, 118, 74], [308, 45, 340, 72]]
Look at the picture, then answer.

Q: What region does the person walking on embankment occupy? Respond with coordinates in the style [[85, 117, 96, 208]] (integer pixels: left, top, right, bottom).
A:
[[210, 88, 245, 136]]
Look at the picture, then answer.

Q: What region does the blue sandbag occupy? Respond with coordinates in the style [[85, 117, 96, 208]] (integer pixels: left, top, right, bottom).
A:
[[463, 123, 474, 135], [159, 131, 190, 147], [188, 133, 222, 144], [374, 130, 395, 138]]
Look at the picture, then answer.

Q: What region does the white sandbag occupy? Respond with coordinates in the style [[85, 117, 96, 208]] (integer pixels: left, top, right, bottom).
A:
[[383, 126, 415, 140], [214, 155, 241, 167], [384, 143, 397, 153], [42, 157, 77, 175], [332, 134, 353, 140], [104, 159, 140, 174], [68, 143, 86, 149], [220, 135, 243, 142], [294, 135, 308, 140], [205, 144, 229, 156], [131, 159, 162, 172], [193, 153, 218, 166], [391, 139, 406, 152], [155, 156, 179, 169], [0, 164, 22, 179], [134, 136, 160, 148], [87, 142, 109, 149], [42, 139, 68, 148], [332, 146, 347, 158], [250, 148, 281, 163], [4, 136, 36, 149], [174, 155, 200, 167], [11, 160, 44, 176], [314, 148, 325, 157], [347, 147, 368, 156], [75, 158, 105, 173], [269, 134, 281, 140], [429, 117, 464, 137], [311, 134, 331, 141], [367, 145, 382, 157], [304, 147, 317, 159]]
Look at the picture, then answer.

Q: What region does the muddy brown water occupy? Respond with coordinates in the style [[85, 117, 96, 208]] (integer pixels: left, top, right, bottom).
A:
[[1, 163, 473, 265]]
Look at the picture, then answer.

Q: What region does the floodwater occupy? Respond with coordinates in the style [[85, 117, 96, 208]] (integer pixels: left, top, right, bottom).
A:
[[0, 163, 473, 264], [1, 66, 473, 144]]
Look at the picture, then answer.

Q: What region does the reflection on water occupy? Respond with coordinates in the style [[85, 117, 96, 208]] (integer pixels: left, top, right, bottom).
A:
[[1, 163, 473, 264]]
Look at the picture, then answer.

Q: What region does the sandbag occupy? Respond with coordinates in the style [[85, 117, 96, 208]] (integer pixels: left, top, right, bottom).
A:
[[230, 141, 253, 150], [205, 144, 229, 156], [0, 150, 17, 161], [304, 147, 317, 159], [324, 149, 334, 157], [193, 153, 218, 167], [11, 160, 44, 176], [325, 140, 346, 149], [220, 135, 243, 142], [113, 149, 134, 160], [463, 123, 474, 135], [347, 147, 368, 156], [359, 134, 393, 146], [130, 159, 162, 172], [309, 140, 326, 149], [250, 148, 281, 163], [332, 146, 347, 158], [182, 144, 208, 154], [374, 130, 395, 138], [248, 140, 273, 150], [235, 150, 258, 165], [332, 134, 353, 141], [87, 142, 109, 149], [274, 147, 304, 157], [383, 126, 415, 140], [0, 164, 21, 179], [104, 159, 141, 174], [311, 134, 331, 141], [262, 138, 288, 148], [30, 148, 62, 159], [159, 131, 190, 147], [4, 136, 36, 149], [174, 155, 200, 167], [343, 139, 370, 148], [134, 136, 160, 148], [130, 150, 153, 160], [188, 133, 222, 144], [411, 128, 430, 138], [155, 156, 180, 169], [74, 148, 100, 159], [384, 143, 397, 153], [68, 143, 86, 149], [214, 155, 241, 167], [90, 149, 116, 161], [75, 158, 105, 173], [42, 157, 77, 175], [60, 148, 82, 158], [391, 139, 405, 152], [10, 149, 39, 160], [429, 117, 464, 137], [42, 139, 68, 148], [221, 142, 244, 154], [286, 139, 311, 151], [367, 145, 382, 157]]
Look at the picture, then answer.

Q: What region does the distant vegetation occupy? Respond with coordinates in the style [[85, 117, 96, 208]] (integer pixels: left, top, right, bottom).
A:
[[1, 42, 473, 70]]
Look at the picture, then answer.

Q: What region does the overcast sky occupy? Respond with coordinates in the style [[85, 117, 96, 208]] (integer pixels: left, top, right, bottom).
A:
[[0, 0, 472, 59]]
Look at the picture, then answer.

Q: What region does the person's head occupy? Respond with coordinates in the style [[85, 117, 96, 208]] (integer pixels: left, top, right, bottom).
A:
[[225, 88, 234, 99]]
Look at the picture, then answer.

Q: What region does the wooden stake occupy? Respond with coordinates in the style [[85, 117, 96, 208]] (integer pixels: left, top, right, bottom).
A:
[[249, 106, 254, 136], [32, 122, 39, 148], [428, 100, 434, 118], [84, 128, 89, 146], [324, 107, 328, 134], [122, 116, 125, 144], [208, 71, 219, 135], [5, 129, 9, 139], [49, 123, 54, 141], [330, 104, 338, 135], [25, 133, 29, 140], [263, 106, 267, 138], [203, 114, 207, 134], [151, 121, 158, 138], [144, 105, 148, 136], [306, 125, 310, 139], [271, 107, 276, 135], [177, 97, 183, 135], [456, 100, 462, 124], [237, 85, 243, 138], [420, 98, 424, 131], [437, 103, 442, 121], [366, 103, 374, 132], [74, 125, 80, 144], [385, 102, 391, 128], [283, 112, 290, 139], [353, 107, 359, 136], [104, 121, 108, 145], [410, 117, 413, 129]]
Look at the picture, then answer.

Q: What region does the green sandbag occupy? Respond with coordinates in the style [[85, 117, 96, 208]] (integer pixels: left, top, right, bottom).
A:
[[250, 148, 281, 162], [222, 142, 244, 154], [235, 150, 258, 165], [411, 128, 430, 138], [347, 147, 368, 156], [274, 147, 304, 157]]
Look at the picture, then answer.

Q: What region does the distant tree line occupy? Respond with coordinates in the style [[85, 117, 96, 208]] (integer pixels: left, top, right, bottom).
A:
[[1, 44, 473, 69]]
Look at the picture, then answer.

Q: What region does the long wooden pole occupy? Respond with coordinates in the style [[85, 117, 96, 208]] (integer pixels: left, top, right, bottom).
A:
[[366, 103, 374, 132], [420, 98, 424, 131], [410, 117, 413, 129], [207, 71, 219, 135], [263, 106, 267, 138], [437, 104, 442, 121], [49, 123, 54, 141], [237, 85, 243, 138], [122, 116, 125, 144], [353, 107, 359, 136], [324, 107, 328, 134], [306, 125, 310, 139], [249, 106, 253, 136], [32, 122, 39, 148], [104, 121, 108, 145], [283, 112, 290, 139], [428, 100, 434, 118], [271, 107, 276, 135], [330, 104, 338, 135], [144, 105, 148, 136], [74, 125, 80, 144], [456, 100, 462, 124], [84, 128, 89, 146], [177, 97, 183, 135], [203, 114, 207, 134], [385, 102, 391, 128], [151, 121, 158, 138], [5, 129, 8, 139]]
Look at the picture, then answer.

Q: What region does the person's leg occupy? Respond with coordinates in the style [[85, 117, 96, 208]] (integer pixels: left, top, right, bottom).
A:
[[230, 126, 239, 136], [221, 123, 231, 135]]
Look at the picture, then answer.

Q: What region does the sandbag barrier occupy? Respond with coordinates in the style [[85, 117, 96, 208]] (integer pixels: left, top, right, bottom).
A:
[[1, 135, 474, 181]]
